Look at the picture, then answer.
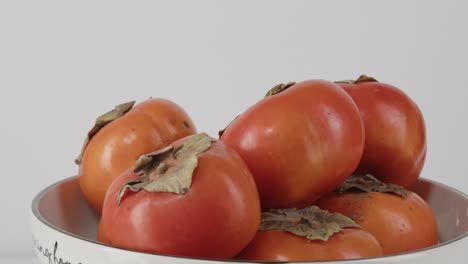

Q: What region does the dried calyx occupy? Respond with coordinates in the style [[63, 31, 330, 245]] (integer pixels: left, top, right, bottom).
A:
[[116, 133, 214, 205], [264, 82, 296, 97], [335, 74, 379, 85], [75, 101, 135, 165], [337, 174, 409, 197], [259, 205, 359, 241]]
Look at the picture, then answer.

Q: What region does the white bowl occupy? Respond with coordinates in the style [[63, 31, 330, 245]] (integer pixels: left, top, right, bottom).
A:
[[31, 177, 468, 264]]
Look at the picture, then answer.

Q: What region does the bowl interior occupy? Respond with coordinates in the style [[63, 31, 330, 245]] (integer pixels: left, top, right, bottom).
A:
[[34, 177, 468, 246], [412, 179, 468, 242], [35, 177, 100, 241]]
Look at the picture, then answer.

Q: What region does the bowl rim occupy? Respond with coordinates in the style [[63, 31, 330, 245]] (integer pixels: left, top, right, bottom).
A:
[[31, 176, 468, 263]]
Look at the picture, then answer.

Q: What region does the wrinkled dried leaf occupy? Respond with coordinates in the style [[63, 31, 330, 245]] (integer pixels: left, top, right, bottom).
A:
[[260, 205, 359, 241], [133, 145, 174, 173], [334, 79, 356, 84], [355, 74, 378, 83], [337, 174, 409, 197], [75, 101, 135, 165], [335, 75, 378, 85], [264, 82, 296, 97], [117, 133, 213, 205]]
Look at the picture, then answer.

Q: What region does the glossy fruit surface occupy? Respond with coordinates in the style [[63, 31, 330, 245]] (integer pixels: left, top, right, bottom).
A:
[[237, 205, 383, 262], [317, 190, 438, 255], [77, 98, 196, 212], [101, 133, 261, 259], [337, 75, 426, 188], [237, 229, 383, 262], [221, 80, 365, 209]]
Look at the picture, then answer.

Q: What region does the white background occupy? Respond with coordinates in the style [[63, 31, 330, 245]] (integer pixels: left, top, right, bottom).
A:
[[0, 0, 467, 261]]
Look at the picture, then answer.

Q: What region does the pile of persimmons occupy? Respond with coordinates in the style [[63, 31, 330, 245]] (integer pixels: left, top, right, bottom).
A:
[[75, 75, 437, 262]]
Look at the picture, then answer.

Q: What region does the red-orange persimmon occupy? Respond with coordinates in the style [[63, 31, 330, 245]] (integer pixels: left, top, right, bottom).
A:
[[100, 133, 261, 259], [77, 98, 196, 213], [220, 80, 364, 209], [336, 75, 426, 188]]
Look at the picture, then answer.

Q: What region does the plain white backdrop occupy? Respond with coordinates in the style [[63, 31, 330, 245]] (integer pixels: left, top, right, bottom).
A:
[[0, 0, 467, 260]]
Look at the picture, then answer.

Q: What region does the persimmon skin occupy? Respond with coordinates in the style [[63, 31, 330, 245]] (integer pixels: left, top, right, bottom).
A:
[[97, 219, 109, 244], [237, 229, 383, 261], [221, 80, 365, 210], [316, 191, 438, 255], [100, 139, 261, 259], [78, 98, 196, 213], [338, 81, 426, 189]]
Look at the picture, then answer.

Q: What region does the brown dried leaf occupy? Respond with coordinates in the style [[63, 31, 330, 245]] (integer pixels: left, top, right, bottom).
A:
[[264, 82, 296, 97], [117, 133, 213, 205], [337, 174, 409, 197], [335, 75, 378, 85], [259, 206, 359, 241], [75, 101, 135, 165]]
